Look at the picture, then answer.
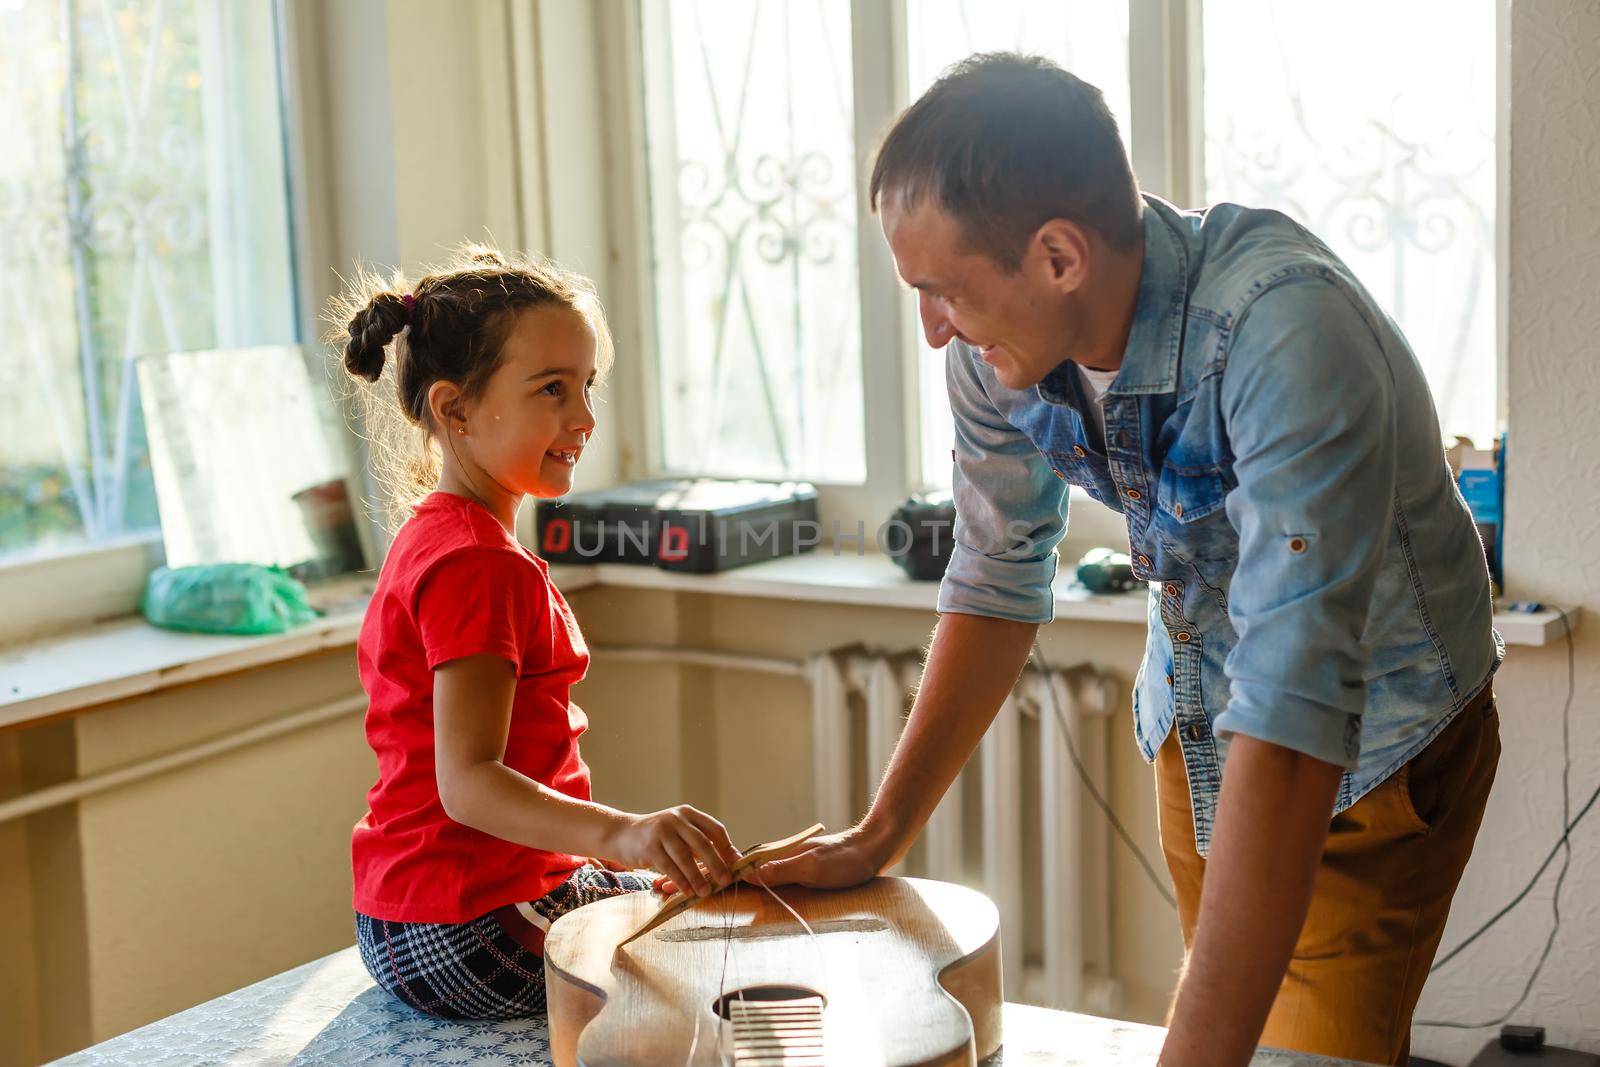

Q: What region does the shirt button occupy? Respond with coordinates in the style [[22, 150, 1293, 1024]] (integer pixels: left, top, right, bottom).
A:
[[1138, 554, 1151, 568], [1125, 488, 1142, 501], [1072, 445, 1086, 458], [1173, 502, 1185, 518], [1164, 674, 1174, 687], [1176, 631, 1192, 643], [1164, 583, 1180, 598], [1186, 723, 1204, 743], [1288, 536, 1308, 554]]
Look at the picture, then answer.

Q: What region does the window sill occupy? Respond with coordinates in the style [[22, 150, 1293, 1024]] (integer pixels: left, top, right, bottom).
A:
[[1489, 605, 1582, 646], [548, 552, 1151, 623], [0, 552, 1577, 733], [0, 576, 377, 733]]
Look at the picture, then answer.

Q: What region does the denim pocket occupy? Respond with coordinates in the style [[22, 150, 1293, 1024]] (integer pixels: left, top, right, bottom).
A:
[[1156, 466, 1227, 523], [1155, 466, 1233, 568]]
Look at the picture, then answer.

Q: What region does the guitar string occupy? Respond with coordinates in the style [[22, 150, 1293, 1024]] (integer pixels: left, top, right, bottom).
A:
[[750, 874, 829, 1066], [713, 879, 739, 1067], [749, 871, 828, 992], [683, 997, 703, 1067], [693, 866, 827, 1066], [683, 890, 716, 1067]]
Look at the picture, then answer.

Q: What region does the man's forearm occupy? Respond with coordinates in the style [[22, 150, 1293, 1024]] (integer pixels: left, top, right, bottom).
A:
[[862, 611, 1040, 866], [1161, 734, 1344, 1066]]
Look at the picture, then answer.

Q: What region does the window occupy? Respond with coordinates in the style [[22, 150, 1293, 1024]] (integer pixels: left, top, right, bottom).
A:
[[0, 0, 298, 562], [1202, 0, 1497, 448], [640, 0, 865, 484], [629, 1, 1499, 506]]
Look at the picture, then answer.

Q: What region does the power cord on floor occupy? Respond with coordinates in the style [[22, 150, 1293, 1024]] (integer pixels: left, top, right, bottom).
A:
[[1416, 608, 1588, 1031], [1031, 639, 1178, 910]]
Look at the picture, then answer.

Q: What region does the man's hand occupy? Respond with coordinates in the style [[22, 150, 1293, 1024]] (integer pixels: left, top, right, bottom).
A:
[[653, 824, 890, 895], [746, 824, 889, 888], [1160, 734, 1344, 1067]]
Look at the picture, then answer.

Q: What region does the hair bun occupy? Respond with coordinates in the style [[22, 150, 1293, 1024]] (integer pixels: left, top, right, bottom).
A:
[[344, 292, 410, 382], [460, 244, 508, 269]]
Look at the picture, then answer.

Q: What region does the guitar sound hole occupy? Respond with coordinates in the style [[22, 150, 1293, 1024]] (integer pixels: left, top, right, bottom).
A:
[[712, 985, 826, 1021], [716, 988, 828, 1066]]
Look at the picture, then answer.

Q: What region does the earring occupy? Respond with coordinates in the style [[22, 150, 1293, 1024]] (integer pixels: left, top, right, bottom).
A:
[[456, 427, 466, 435]]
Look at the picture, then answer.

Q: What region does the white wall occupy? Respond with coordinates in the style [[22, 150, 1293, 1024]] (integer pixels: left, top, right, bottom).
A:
[[1412, 1, 1600, 1060]]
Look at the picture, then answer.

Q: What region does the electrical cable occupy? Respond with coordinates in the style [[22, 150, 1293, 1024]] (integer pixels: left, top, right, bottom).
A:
[[1416, 609, 1587, 1030], [1032, 639, 1178, 909], [703, 861, 828, 1063]]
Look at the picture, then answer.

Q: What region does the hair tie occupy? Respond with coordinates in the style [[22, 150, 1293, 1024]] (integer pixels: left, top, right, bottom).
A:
[[401, 292, 416, 324]]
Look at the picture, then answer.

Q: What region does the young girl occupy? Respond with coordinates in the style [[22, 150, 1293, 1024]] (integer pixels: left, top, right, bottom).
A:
[[335, 246, 738, 1021]]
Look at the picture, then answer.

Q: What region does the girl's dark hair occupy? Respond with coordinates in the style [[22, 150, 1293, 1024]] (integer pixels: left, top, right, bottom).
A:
[[327, 243, 613, 527], [869, 53, 1142, 270]]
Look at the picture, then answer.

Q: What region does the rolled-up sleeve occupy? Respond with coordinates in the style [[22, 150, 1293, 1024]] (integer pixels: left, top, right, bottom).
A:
[[936, 342, 1070, 624], [1213, 275, 1398, 769]]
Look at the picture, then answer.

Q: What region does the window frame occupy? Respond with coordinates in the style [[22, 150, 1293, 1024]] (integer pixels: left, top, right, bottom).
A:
[[0, 0, 317, 643]]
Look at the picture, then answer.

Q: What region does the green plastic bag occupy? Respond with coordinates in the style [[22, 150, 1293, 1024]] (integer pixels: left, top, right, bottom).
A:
[[141, 564, 320, 636]]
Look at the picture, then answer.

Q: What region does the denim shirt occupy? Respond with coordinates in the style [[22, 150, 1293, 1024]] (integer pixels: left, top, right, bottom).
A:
[[939, 194, 1502, 856]]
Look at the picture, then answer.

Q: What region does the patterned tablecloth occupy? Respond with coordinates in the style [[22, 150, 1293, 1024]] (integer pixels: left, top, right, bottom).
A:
[[52, 947, 1367, 1066]]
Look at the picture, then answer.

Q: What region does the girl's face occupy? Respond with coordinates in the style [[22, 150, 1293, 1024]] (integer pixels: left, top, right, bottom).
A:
[[458, 305, 599, 500]]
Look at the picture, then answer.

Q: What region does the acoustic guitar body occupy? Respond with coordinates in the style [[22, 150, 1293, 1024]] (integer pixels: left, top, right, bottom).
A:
[[544, 876, 1002, 1066]]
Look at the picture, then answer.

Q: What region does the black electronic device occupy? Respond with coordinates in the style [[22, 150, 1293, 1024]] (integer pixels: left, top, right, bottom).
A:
[[534, 478, 819, 574], [886, 490, 957, 581], [1466, 1026, 1600, 1066]]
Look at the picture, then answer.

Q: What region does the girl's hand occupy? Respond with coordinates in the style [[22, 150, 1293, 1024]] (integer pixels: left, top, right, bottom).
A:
[[603, 806, 740, 898]]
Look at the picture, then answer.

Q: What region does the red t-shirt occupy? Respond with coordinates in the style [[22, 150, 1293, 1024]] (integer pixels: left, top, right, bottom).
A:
[[351, 492, 592, 923]]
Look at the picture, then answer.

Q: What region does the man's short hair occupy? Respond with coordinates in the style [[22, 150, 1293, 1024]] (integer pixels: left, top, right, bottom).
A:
[[870, 53, 1143, 270]]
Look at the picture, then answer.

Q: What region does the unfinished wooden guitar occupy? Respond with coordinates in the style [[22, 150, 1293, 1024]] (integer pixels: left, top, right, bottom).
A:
[[544, 875, 1002, 1066]]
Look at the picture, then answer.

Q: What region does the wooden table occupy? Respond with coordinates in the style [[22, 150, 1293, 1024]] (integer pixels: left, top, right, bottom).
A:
[[50, 947, 1367, 1065]]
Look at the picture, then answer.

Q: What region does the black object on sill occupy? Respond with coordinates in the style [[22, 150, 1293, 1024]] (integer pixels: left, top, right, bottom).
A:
[[534, 479, 819, 574], [1464, 1025, 1600, 1065], [886, 490, 957, 581], [1076, 547, 1138, 594]]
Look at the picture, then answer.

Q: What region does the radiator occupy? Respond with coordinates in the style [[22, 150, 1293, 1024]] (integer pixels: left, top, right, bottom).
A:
[[807, 650, 1122, 1014]]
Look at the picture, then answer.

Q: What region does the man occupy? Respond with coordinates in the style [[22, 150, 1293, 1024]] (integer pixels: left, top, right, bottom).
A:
[[759, 54, 1502, 1066]]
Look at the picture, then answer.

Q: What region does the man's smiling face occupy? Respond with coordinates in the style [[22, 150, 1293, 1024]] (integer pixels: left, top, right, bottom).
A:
[[881, 194, 1085, 392]]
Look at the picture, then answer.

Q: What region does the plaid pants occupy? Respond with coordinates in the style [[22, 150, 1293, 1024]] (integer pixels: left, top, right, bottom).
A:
[[355, 864, 655, 1021]]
